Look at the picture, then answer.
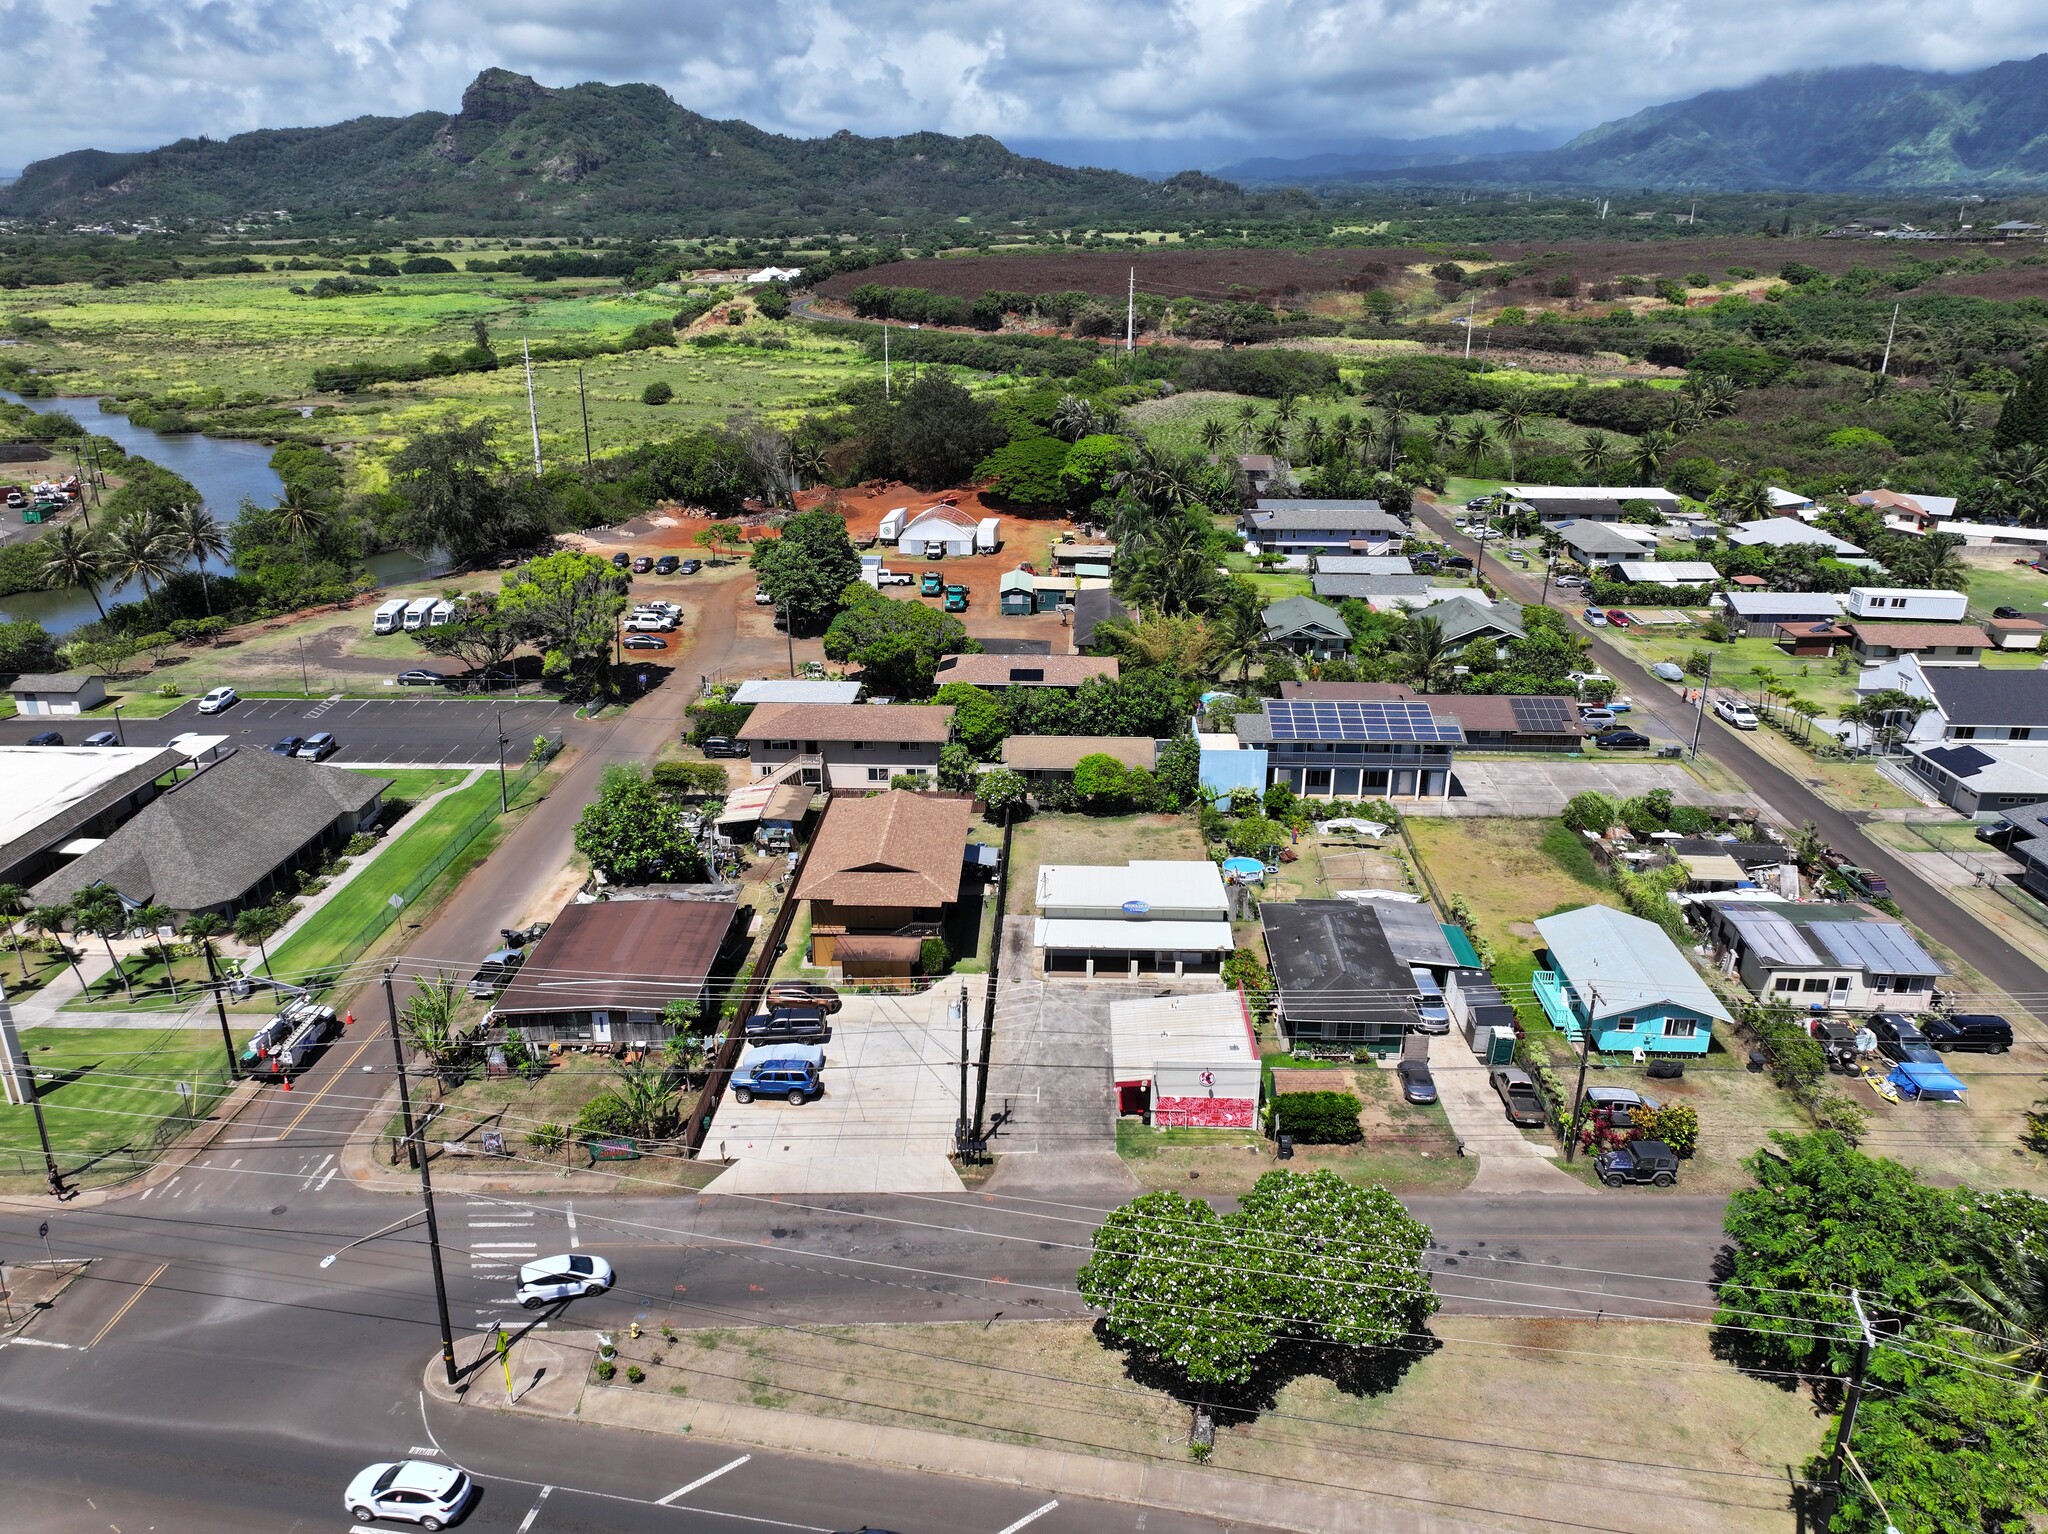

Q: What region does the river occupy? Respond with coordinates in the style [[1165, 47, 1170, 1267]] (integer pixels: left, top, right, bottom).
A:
[[0, 391, 441, 634]]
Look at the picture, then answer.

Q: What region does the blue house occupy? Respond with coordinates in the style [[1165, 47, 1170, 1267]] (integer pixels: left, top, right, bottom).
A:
[[1531, 905, 1729, 1056]]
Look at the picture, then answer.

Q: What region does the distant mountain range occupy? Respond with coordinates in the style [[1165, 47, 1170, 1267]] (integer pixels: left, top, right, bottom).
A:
[[1210, 128, 1560, 184], [1230, 55, 2048, 191], [0, 69, 1264, 231]]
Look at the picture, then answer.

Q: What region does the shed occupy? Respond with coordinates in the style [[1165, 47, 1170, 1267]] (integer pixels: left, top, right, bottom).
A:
[[898, 508, 979, 557], [1774, 622, 1852, 657], [1986, 617, 2045, 652], [999, 569, 1036, 616], [1110, 991, 1260, 1127], [9, 672, 106, 718]]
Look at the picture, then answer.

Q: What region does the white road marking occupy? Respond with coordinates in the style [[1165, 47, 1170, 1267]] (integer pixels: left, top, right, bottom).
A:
[[657, 1455, 751, 1505], [468, 1221, 534, 1229], [993, 1501, 1060, 1534], [315, 1166, 339, 1192], [565, 1202, 578, 1249], [471, 1242, 537, 1250], [4, 1337, 74, 1349], [518, 1486, 553, 1533]]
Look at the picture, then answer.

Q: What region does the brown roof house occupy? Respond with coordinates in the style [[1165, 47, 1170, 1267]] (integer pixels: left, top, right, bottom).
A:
[[932, 654, 1119, 689], [1000, 735, 1157, 783], [1845, 622, 1990, 666], [737, 702, 953, 792], [794, 790, 974, 977], [490, 898, 751, 1047]]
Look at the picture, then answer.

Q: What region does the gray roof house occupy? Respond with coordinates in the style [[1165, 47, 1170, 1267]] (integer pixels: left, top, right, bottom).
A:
[[1310, 573, 1437, 604], [1262, 596, 1351, 658], [1723, 518, 1865, 555], [1906, 741, 2048, 817], [1071, 587, 1133, 652], [1717, 591, 1845, 637], [30, 748, 390, 918], [1241, 502, 1407, 556], [1555, 522, 1656, 562], [1424, 595, 1525, 646]]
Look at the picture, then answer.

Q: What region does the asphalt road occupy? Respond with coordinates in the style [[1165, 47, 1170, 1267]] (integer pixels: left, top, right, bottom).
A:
[[0, 695, 582, 766], [1415, 501, 2048, 1029]]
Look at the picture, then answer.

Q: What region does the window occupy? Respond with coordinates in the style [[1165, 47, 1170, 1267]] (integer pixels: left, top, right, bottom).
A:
[[767, 739, 794, 751], [1615, 1016, 1636, 1031], [899, 742, 915, 752], [1833, 976, 1851, 991], [1773, 977, 1799, 992], [1952, 727, 1976, 740], [1664, 1019, 1698, 1039], [2014, 728, 2034, 742], [1802, 977, 1830, 993], [867, 767, 891, 782]]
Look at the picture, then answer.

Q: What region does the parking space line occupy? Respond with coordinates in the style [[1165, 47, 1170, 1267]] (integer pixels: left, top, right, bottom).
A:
[[657, 1455, 751, 1505], [86, 1262, 168, 1349], [993, 1502, 1059, 1534]]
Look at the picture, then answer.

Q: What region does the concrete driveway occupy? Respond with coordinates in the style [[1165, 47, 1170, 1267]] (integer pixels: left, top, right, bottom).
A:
[[1419, 759, 1763, 818], [1420, 1038, 1591, 1195], [702, 980, 984, 1195]]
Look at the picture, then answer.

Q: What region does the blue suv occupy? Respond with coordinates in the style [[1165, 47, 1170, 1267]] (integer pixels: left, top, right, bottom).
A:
[[732, 1044, 824, 1106]]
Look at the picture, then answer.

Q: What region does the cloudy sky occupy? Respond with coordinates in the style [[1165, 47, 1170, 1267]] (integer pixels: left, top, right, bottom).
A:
[[4, 0, 2048, 173]]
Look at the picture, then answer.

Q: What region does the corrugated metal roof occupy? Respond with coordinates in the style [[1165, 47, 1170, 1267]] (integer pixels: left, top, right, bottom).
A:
[[1368, 901, 1459, 967], [1533, 905, 1733, 1022], [1808, 919, 1942, 977], [1716, 906, 1822, 966], [1036, 860, 1229, 917], [730, 679, 864, 705], [1110, 991, 1256, 1083]]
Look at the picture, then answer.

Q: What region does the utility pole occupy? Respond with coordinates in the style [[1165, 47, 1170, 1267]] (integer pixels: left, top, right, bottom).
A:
[[494, 711, 509, 814], [382, 969, 458, 1387], [954, 985, 970, 1158], [883, 322, 891, 400], [783, 602, 796, 677], [1690, 653, 1714, 759], [1878, 303, 1901, 377], [199, 940, 240, 1082], [0, 985, 67, 1199], [1819, 1291, 1878, 1532], [522, 340, 543, 476], [1561, 986, 1598, 1162], [576, 365, 593, 482], [295, 637, 309, 697], [1463, 291, 1476, 359]]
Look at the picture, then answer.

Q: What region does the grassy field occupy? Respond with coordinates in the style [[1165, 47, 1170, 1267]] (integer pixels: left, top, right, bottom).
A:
[[1956, 554, 2048, 621], [0, 1024, 243, 1189], [602, 1314, 1819, 1534]]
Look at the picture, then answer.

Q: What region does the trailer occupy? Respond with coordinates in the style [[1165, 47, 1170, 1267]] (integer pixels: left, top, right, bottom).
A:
[[401, 596, 438, 631], [371, 598, 409, 634]]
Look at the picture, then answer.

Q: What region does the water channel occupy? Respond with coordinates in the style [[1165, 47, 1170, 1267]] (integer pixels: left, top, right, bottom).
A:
[[0, 391, 441, 634]]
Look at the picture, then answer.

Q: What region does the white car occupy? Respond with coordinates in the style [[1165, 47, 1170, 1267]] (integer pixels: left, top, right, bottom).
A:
[[1714, 696, 1760, 730], [196, 686, 239, 715], [345, 1460, 472, 1529], [1579, 707, 1618, 730], [622, 614, 674, 633], [515, 1253, 614, 1310], [753, 587, 775, 606]]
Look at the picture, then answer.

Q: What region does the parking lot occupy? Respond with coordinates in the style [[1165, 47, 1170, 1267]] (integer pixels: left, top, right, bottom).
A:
[[1422, 759, 1765, 817], [0, 696, 578, 766], [702, 980, 985, 1195]]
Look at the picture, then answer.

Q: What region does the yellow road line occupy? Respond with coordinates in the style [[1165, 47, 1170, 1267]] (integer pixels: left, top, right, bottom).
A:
[[277, 1033, 380, 1140], [86, 1263, 168, 1350]]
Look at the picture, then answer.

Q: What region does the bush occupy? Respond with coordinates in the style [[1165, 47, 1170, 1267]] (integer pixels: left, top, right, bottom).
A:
[[528, 1122, 567, 1156], [594, 1360, 617, 1382], [1272, 1091, 1363, 1145], [642, 380, 674, 406], [1636, 1102, 1699, 1158], [1560, 791, 1615, 836], [918, 936, 951, 975], [625, 1365, 646, 1383], [1221, 948, 1273, 1002]]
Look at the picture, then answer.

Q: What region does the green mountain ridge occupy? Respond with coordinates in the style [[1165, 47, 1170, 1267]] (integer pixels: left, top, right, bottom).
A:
[[0, 67, 1262, 232]]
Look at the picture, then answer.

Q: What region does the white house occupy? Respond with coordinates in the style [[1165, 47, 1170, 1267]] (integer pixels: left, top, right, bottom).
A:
[[1844, 587, 1969, 622], [1034, 860, 1233, 977], [1724, 518, 1866, 555], [898, 508, 980, 558], [1767, 486, 1819, 518], [1606, 560, 1720, 587], [1504, 484, 1681, 506], [1110, 991, 1260, 1127]]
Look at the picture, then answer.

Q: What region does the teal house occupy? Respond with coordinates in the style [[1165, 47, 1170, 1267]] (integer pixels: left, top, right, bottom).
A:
[[1531, 905, 1729, 1055]]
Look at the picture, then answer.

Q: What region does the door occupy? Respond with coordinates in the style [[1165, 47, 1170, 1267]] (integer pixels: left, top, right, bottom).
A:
[[590, 1011, 612, 1045]]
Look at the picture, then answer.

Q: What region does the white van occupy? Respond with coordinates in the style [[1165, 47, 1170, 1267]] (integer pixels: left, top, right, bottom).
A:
[[401, 596, 438, 632], [1410, 967, 1450, 1034], [371, 598, 408, 634], [426, 599, 457, 628]]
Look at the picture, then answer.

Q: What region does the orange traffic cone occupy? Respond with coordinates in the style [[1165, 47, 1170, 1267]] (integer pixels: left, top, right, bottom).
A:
[[344, 1011, 354, 1028], [281, 1077, 292, 1091]]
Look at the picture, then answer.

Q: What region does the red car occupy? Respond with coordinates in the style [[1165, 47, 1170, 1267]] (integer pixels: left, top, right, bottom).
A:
[[1605, 609, 1633, 628]]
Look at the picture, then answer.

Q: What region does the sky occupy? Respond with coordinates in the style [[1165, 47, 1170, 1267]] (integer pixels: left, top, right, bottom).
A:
[[4, 0, 2048, 175]]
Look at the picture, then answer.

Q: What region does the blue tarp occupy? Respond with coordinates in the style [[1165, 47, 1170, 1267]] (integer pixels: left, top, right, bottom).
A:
[[1888, 1062, 1968, 1101]]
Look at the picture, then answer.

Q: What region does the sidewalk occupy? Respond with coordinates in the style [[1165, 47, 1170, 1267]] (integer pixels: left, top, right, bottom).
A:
[[424, 1335, 1499, 1534]]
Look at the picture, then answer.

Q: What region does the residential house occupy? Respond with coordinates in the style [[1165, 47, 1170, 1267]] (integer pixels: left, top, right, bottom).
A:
[[489, 898, 750, 1047], [1425, 594, 1525, 647], [1879, 655, 2048, 745], [1034, 860, 1233, 977], [1221, 695, 1461, 800], [793, 790, 974, 977], [1604, 560, 1721, 588], [1985, 803, 2048, 902], [30, 748, 389, 920], [1556, 521, 1658, 565], [1049, 543, 1116, 577], [1531, 905, 1731, 1056], [1235, 454, 1281, 500], [1310, 573, 1438, 606], [1240, 501, 1407, 558], [1313, 555, 1414, 576], [931, 654, 1118, 689], [9, 672, 106, 717], [1844, 622, 1989, 665], [1717, 590, 1845, 638], [897, 507, 981, 557], [1110, 992, 1260, 1127], [1667, 836, 1796, 892], [1767, 486, 1819, 516], [1071, 587, 1132, 651], [0, 745, 188, 889], [1261, 899, 1424, 1053], [1850, 489, 1960, 535], [1775, 622, 1852, 658], [737, 703, 953, 791], [1703, 900, 1943, 1015], [1906, 741, 2048, 816], [999, 735, 1156, 784], [998, 569, 1037, 617], [730, 679, 863, 706], [1723, 518, 1866, 555], [1504, 485, 1681, 525], [1261, 596, 1351, 659], [1985, 617, 2045, 652], [1844, 587, 1969, 622], [1275, 682, 1584, 752], [1000, 570, 1110, 615]]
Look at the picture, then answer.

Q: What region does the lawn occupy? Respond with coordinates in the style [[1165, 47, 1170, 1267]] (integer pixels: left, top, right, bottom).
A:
[[0, 946, 76, 1000], [0, 1024, 243, 1191], [614, 1314, 1819, 1534], [1956, 553, 2048, 622], [1004, 813, 1207, 915], [62, 952, 216, 1012]]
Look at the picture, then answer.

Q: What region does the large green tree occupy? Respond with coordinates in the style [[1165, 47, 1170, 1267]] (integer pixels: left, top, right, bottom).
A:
[[823, 584, 974, 697], [411, 589, 523, 684], [498, 551, 629, 695], [750, 508, 861, 631], [886, 370, 1007, 489], [573, 767, 706, 886], [1993, 351, 2048, 453], [385, 419, 547, 563]]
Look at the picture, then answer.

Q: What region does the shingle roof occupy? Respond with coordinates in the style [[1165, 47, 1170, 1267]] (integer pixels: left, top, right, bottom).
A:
[[794, 790, 972, 908], [1722, 592, 1844, 617], [1071, 588, 1132, 649], [1922, 667, 2048, 728], [1555, 522, 1652, 557], [1313, 556, 1413, 575], [738, 703, 953, 743], [1845, 622, 1991, 650], [492, 899, 745, 1017], [932, 654, 1119, 688], [1000, 735, 1156, 772], [8, 672, 96, 695], [30, 749, 387, 911], [1262, 596, 1351, 640], [1311, 574, 1436, 600], [1426, 595, 1524, 644], [1246, 505, 1404, 533], [1261, 901, 1416, 1027]]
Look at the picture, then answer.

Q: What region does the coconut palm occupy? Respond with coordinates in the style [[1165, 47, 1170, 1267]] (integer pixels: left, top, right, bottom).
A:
[[184, 912, 228, 994], [0, 882, 29, 983], [272, 489, 330, 550], [234, 906, 283, 977], [1628, 428, 1677, 484], [1787, 698, 1822, 743], [164, 502, 229, 613], [1458, 420, 1494, 470], [1272, 395, 1298, 427], [1985, 443, 2048, 522], [26, 903, 83, 994], [101, 510, 184, 600], [67, 886, 132, 1003], [1395, 615, 1457, 692], [38, 521, 109, 619], [1109, 441, 1207, 518], [1197, 417, 1228, 456], [1255, 419, 1289, 457], [1052, 394, 1106, 443], [1298, 416, 1326, 463], [1886, 531, 1970, 591], [1208, 587, 1276, 681], [1577, 431, 1617, 479], [1493, 402, 1532, 480], [1379, 396, 1411, 469], [1717, 479, 1775, 523], [1234, 399, 1261, 443], [1937, 388, 1974, 437], [1327, 414, 1356, 460], [400, 975, 472, 1094], [130, 902, 179, 1000], [1429, 414, 1460, 457], [1941, 1237, 2048, 1395]]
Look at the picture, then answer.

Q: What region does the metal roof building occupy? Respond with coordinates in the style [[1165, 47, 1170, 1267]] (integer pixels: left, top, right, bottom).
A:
[[1533, 905, 1732, 1024], [730, 679, 863, 706], [1110, 991, 1260, 1128]]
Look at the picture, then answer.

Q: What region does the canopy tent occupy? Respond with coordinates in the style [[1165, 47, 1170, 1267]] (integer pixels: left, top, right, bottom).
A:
[[1888, 1061, 1968, 1102]]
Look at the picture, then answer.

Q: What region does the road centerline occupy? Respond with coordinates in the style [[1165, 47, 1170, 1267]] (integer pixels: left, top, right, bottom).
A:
[[85, 1262, 169, 1349]]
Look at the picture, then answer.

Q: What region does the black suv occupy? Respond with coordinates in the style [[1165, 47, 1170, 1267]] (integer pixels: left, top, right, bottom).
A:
[[654, 555, 680, 575], [744, 1008, 831, 1045], [698, 735, 747, 759], [1869, 1012, 1940, 1065], [1596, 1140, 1680, 1187], [1923, 1014, 2013, 1054]]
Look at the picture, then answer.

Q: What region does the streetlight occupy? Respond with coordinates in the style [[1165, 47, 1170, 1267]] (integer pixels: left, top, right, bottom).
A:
[[319, 1210, 427, 1269]]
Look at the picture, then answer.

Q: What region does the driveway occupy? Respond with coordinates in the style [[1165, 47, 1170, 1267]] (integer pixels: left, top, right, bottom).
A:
[[1419, 759, 1764, 818], [1419, 1037, 1591, 1195], [702, 980, 983, 1195]]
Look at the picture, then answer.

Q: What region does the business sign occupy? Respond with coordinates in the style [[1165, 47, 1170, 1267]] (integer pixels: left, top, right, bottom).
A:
[[589, 1138, 641, 1162], [1121, 900, 1150, 915]]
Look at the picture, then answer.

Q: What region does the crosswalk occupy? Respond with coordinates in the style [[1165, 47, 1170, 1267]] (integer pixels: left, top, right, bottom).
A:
[[463, 1200, 538, 1327]]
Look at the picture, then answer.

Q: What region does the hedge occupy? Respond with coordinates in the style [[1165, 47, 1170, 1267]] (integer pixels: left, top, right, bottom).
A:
[[1272, 1091, 1363, 1145]]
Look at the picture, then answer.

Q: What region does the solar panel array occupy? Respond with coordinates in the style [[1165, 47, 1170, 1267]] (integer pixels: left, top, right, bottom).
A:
[[1264, 699, 1464, 743], [1510, 696, 1576, 734]]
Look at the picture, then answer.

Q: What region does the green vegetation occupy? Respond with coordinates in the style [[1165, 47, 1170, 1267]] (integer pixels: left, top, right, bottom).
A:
[[0, 1025, 242, 1181]]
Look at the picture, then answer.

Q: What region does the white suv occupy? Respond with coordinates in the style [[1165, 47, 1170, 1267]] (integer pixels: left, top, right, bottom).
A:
[[1714, 696, 1760, 730], [197, 686, 239, 714], [345, 1460, 472, 1529], [516, 1253, 614, 1309]]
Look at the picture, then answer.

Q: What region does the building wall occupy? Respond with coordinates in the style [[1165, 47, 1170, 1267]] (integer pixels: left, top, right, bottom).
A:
[[1152, 1094, 1256, 1128], [748, 740, 943, 790], [1588, 1005, 1716, 1055]]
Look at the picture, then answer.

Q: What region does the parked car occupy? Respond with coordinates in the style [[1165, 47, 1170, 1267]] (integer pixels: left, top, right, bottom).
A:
[[1490, 1066, 1546, 1126], [515, 1253, 613, 1310], [622, 634, 667, 651], [878, 569, 914, 586], [1870, 1012, 1941, 1065], [1650, 662, 1687, 683], [1923, 1014, 2013, 1053], [944, 585, 969, 612], [344, 1459, 474, 1529], [1605, 609, 1633, 628], [678, 558, 702, 575], [395, 668, 447, 687], [611, 552, 631, 570], [24, 730, 62, 746], [1409, 966, 1450, 1033], [1443, 554, 1473, 571], [1584, 608, 1608, 627], [269, 734, 307, 757], [297, 732, 338, 760], [1554, 573, 1590, 590], [1594, 729, 1651, 751], [654, 555, 680, 575], [765, 980, 842, 1014], [743, 1009, 832, 1045], [1595, 1139, 1680, 1188], [1579, 707, 1618, 730], [631, 555, 654, 574], [699, 735, 746, 758], [466, 948, 523, 999], [197, 685, 239, 714], [1714, 697, 1760, 730], [920, 571, 944, 597], [1396, 1058, 1437, 1105], [1583, 1085, 1659, 1127], [1994, 605, 2024, 619], [923, 546, 946, 561], [80, 730, 120, 747], [731, 1046, 824, 1105], [623, 614, 672, 633], [753, 587, 775, 606]]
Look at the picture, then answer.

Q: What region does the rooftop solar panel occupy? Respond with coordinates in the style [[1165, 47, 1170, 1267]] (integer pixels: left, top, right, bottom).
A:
[[1510, 697, 1574, 733], [1264, 699, 1463, 743]]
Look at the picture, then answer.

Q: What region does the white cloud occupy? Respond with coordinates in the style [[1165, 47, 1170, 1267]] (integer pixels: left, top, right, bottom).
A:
[[2, 0, 2046, 169]]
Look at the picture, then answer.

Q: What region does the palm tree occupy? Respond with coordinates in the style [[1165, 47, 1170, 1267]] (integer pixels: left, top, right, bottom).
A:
[[1197, 417, 1228, 456], [1458, 420, 1494, 471], [1718, 479, 1774, 523], [1942, 1237, 2048, 1395], [0, 882, 28, 983], [164, 503, 229, 613], [1234, 399, 1260, 444], [101, 510, 184, 600], [1886, 531, 1969, 591], [38, 522, 109, 619], [1272, 395, 1298, 428], [399, 975, 471, 1095], [272, 490, 330, 550], [1328, 414, 1356, 461], [67, 886, 132, 1003], [1787, 698, 1822, 743], [184, 912, 228, 994], [1298, 416, 1326, 464], [1937, 388, 1974, 437], [1380, 396, 1411, 469], [1985, 443, 2048, 523], [1577, 431, 1617, 479], [1629, 428, 1677, 484], [1255, 419, 1289, 458], [1109, 441, 1207, 517], [26, 903, 83, 994], [1208, 588, 1275, 681], [1429, 414, 1459, 458], [1493, 403, 1532, 480], [132, 902, 179, 1000], [1395, 615, 1456, 692], [234, 906, 283, 977]]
